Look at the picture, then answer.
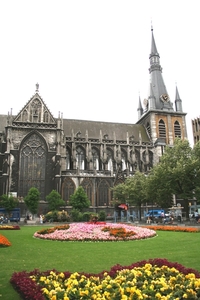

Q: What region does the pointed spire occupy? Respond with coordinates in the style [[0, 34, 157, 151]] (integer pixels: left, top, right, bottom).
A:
[[175, 84, 183, 112], [137, 95, 143, 119], [150, 26, 159, 57], [147, 27, 173, 111]]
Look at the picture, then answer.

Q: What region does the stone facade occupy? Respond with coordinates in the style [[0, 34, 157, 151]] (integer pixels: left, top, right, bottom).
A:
[[0, 28, 188, 211]]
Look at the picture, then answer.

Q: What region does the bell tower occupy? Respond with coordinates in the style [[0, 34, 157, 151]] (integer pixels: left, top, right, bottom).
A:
[[137, 27, 187, 162]]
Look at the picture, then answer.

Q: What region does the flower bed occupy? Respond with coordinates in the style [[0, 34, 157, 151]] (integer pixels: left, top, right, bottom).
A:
[[0, 234, 11, 247], [10, 258, 200, 300], [0, 225, 20, 230], [143, 225, 200, 232], [34, 222, 156, 242]]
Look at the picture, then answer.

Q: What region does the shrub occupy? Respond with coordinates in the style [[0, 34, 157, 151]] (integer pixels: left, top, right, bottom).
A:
[[82, 212, 92, 222], [70, 209, 83, 222], [98, 210, 106, 221]]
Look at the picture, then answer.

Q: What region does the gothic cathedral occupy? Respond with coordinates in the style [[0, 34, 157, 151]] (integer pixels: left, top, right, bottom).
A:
[[0, 28, 187, 209]]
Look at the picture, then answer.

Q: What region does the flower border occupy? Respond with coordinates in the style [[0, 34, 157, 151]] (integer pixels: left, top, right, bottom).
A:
[[0, 225, 20, 230], [10, 258, 200, 300]]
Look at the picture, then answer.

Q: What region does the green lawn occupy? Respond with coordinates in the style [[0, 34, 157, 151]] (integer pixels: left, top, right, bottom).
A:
[[0, 225, 200, 300]]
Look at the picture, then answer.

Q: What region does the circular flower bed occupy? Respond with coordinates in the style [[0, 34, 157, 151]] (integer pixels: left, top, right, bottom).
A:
[[34, 223, 156, 242]]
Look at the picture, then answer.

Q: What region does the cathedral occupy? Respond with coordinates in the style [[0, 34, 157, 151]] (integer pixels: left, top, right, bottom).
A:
[[0, 28, 187, 211]]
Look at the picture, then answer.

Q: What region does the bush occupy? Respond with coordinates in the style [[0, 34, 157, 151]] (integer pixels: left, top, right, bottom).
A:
[[82, 212, 92, 222], [57, 211, 70, 222], [44, 211, 59, 222], [70, 209, 83, 222], [98, 210, 106, 221]]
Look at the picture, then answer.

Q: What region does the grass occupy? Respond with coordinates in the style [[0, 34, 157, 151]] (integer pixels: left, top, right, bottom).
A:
[[0, 225, 200, 299]]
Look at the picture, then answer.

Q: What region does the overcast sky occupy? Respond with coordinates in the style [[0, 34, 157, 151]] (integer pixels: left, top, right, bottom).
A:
[[0, 1, 199, 146]]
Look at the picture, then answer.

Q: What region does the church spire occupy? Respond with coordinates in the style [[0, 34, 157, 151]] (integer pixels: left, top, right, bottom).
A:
[[137, 95, 143, 119], [175, 85, 183, 112], [148, 27, 173, 111]]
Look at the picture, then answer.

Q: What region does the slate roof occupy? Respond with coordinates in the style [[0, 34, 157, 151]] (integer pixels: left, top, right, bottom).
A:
[[63, 118, 150, 143], [0, 114, 151, 143]]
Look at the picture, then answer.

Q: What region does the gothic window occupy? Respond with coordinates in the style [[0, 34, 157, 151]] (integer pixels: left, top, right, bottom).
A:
[[158, 119, 166, 138], [22, 110, 28, 122], [76, 146, 85, 170], [43, 111, 49, 123], [62, 178, 75, 202], [107, 149, 113, 171], [66, 148, 70, 170], [92, 147, 99, 170], [31, 98, 42, 122], [97, 179, 110, 206], [121, 150, 126, 171], [174, 121, 181, 138], [146, 122, 151, 138], [81, 178, 92, 205], [19, 133, 47, 199]]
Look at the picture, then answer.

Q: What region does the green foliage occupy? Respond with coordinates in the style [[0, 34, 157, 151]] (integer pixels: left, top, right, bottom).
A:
[[44, 210, 70, 222], [111, 183, 127, 203], [146, 139, 200, 218], [98, 210, 106, 221], [24, 187, 40, 215], [70, 208, 83, 222], [82, 212, 92, 221], [46, 190, 65, 211], [0, 194, 18, 212], [69, 186, 90, 211]]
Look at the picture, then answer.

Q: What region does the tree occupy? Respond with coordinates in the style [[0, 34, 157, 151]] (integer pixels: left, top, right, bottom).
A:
[[111, 182, 128, 208], [69, 186, 90, 211], [148, 139, 198, 219], [24, 187, 40, 216], [146, 163, 174, 209], [125, 171, 147, 220], [0, 194, 18, 213], [46, 190, 65, 211]]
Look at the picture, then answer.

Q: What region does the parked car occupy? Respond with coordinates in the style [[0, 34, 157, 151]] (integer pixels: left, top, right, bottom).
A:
[[146, 209, 166, 222]]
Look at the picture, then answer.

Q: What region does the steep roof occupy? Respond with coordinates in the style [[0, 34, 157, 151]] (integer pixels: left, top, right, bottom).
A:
[[63, 118, 150, 143]]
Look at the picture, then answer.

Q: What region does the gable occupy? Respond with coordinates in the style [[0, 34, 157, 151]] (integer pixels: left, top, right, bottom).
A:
[[12, 93, 56, 125]]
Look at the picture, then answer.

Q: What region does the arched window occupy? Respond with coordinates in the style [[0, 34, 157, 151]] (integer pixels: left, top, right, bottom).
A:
[[158, 119, 166, 138], [121, 150, 127, 171], [43, 111, 49, 123], [81, 178, 92, 205], [174, 121, 181, 138], [66, 148, 70, 170], [62, 178, 75, 202], [92, 147, 99, 170], [19, 133, 47, 199], [97, 179, 110, 206], [76, 146, 85, 170], [107, 149, 113, 171], [22, 110, 28, 122]]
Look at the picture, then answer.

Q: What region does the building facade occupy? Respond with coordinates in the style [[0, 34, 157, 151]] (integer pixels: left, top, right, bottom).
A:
[[0, 28, 187, 211], [192, 117, 200, 144]]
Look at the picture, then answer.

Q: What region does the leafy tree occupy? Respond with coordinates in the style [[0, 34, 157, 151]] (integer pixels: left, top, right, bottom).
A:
[[191, 141, 200, 203], [146, 163, 174, 209], [111, 182, 128, 208], [125, 171, 147, 220], [24, 187, 40, 216], [46, 190, 65, 211], [0, 194, 18, 212], [69, 186, 90, 211], [148, 139, 198, 219]]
